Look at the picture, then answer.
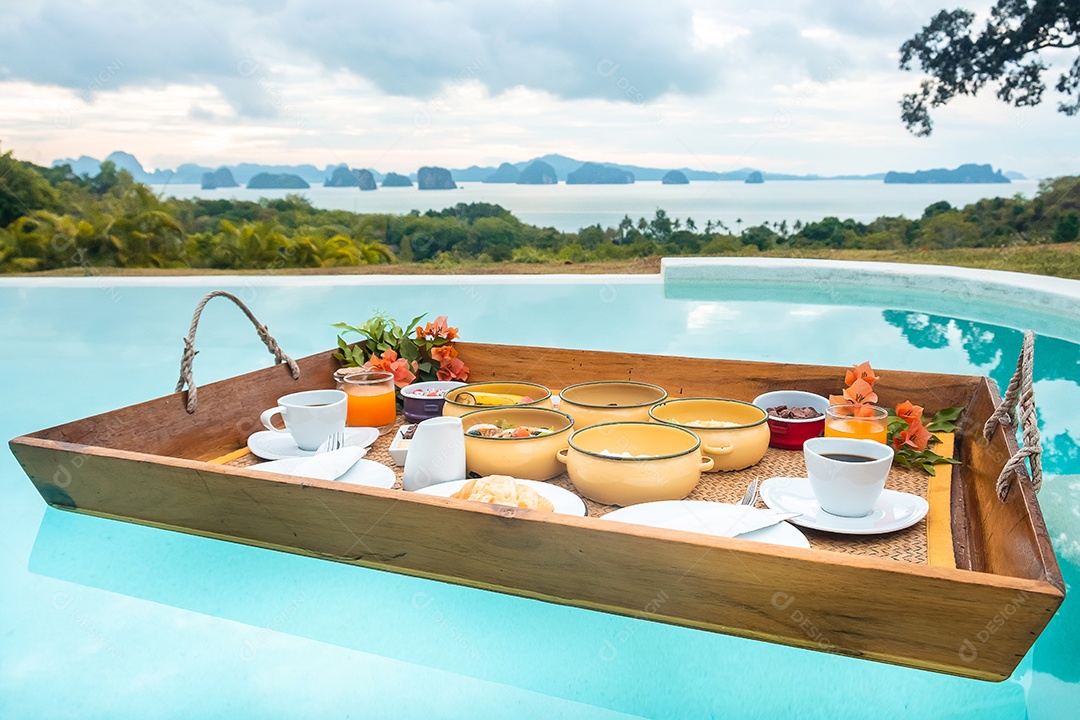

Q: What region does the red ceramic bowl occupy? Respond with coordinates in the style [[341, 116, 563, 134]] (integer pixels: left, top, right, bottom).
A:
[[752, 390, 829, 450]]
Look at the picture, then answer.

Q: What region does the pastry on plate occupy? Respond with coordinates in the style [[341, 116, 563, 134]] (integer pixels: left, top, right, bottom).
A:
[[450, 475, 554, 512]]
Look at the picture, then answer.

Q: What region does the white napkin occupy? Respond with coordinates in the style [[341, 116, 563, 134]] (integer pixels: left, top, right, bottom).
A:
[[721, 507, 801, 538], [294, 446, 367, 481]]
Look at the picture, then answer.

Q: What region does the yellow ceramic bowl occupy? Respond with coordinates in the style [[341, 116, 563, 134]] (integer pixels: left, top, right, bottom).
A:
[[460, 407, 574, 481], [558, 381, 668, 429], [443, 381, 553, 418], [649, 398, 770, 472], [558, 422, 713, 506]]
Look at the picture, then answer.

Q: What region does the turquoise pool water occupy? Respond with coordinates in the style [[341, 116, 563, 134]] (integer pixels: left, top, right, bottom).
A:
[[1, 276, 1077, 718]]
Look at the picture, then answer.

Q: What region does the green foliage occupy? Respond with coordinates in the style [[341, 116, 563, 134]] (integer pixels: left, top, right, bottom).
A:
[[0, 151, 60, 227], [899, 1, 1080, 135], [1054, 213, 1079, 244], [3, 150, 1080, 274]]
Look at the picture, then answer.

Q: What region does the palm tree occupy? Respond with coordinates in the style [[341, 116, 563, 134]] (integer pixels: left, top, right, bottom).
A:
[[210, 220, 288, 269], [356, 238, 395, 265]]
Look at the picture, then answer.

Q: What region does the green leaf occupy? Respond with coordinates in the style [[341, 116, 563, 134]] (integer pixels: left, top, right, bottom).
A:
[[932, 406, 963, 423], [406, 313, 426, 333]]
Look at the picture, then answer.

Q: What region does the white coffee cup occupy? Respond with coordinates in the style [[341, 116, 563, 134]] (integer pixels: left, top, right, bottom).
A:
[[260, 389, 347, 452], [803, 437, 894, 517], [403, 416, 466, 491]]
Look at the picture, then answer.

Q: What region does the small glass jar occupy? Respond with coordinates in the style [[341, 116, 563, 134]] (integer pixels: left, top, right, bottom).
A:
[[334, 369, 396, 434], [823, 404, 889, 444]]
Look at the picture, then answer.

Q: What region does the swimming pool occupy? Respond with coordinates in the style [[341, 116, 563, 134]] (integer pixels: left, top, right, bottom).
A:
[[1, 269, 1077, 718]]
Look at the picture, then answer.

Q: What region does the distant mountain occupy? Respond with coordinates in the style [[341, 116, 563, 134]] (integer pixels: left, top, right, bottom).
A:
[[662, 170, 689, 185], [382, 172, 412, 187], [744, 171, 764, 184], [884, 163, 1010, 184], [417, 166, 457, 190], [566, 162, 634, 185], [247, 172, 309, 189], [49, 150, 1026, 189], [325, 165, 377, 190], [201, 168, 238, 190], [517, 160, 557, 185], [483, 162, 520, 183]]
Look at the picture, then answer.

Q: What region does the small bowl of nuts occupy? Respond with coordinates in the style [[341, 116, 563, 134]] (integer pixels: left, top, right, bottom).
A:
[[752, 391, 830, 450]]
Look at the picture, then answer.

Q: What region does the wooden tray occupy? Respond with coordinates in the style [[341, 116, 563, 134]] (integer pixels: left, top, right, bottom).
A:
[[8, 343, 1064, 681]]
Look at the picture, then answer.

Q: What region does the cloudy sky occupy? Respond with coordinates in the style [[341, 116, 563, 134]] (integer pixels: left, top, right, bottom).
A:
[[1, 0, 1078, 177]]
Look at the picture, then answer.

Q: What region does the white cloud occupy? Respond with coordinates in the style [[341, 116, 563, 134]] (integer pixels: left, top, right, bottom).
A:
[[0, 0, 1076, 177]]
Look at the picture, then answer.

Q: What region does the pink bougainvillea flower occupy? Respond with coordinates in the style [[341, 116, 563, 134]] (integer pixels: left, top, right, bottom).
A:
[[842, 378, 878, 406], [895, 400, 924, 427], [845, 362, 880, 387], [894, 418, 933, 452], [437, 356, 469, 381], [430, 344, 457, 363], [416, 316, 459, 342], [363, 349, 416, 388]]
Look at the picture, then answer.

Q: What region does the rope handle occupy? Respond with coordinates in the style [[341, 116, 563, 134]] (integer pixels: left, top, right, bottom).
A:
[[175, 291, 300, 413], [983, 330, 1042, 501]]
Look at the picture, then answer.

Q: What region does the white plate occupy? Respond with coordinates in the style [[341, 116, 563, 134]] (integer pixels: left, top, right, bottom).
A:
[[760, 477, 930, 535], [253, 457, 396, 489], [415, 478, 587, 516], [247, 426, 380, 461], [600, 501, 810, 548]]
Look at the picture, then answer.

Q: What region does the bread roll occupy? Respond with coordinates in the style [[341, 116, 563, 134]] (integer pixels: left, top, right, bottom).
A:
[[451, 475, 554, 512]]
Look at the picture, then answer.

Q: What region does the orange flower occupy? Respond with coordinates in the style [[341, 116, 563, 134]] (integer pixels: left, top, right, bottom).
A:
[[416, 316, 459, 342], [895, 400, 924, 427], [437, 356, 469, 381], [430, 344, 457, 363], [845, 362, 880, 387], [894, 418, 933, 452], [842, 378, 878, 405], [363, 349, 416, 388]]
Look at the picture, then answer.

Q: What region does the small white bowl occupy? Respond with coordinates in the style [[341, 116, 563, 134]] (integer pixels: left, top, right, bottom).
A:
[[389, 424, 416, 466]]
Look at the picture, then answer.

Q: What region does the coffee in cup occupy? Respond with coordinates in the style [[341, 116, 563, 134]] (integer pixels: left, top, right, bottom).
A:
[[260, 389, 347, 452], [803, 437, 894, 517]]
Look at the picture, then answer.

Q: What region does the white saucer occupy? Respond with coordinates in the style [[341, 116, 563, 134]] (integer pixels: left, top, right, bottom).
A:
[[600, 501, 810, 548], [760, 477, 930, 535], [415, 478, 587, 516], [247, 427, 380, 461], [253, 457, 395, 489]]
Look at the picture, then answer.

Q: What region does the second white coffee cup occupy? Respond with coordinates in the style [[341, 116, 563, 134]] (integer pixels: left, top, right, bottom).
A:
[[803, 436, 894, 517], [260, 389, 347, 452]]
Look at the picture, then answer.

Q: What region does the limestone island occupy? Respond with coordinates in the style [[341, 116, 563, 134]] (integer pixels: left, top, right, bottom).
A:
[[201, 168, 238, 190], [483, 162, 520, 183], [325, 166, 376, 190], [566, 162, 634, 185], [247, 172, 309, 189], [884, 163, 1010, 184], [518, 160, 558, 185], [417, 166, 457, 190], [744, 171, 764, 184], [661, 170, 689, 185], [382, 172, 413, 187]]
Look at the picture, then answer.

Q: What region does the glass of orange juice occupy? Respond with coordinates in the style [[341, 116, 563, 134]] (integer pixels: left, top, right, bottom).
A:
[[336, 370, 397, 434], [824, 404, 889, 444]]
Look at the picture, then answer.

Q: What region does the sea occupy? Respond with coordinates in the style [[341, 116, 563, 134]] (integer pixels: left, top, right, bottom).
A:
[[151, 179, 1042, 233]]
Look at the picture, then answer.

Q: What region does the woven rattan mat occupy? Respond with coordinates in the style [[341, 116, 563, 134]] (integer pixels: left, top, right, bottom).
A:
[[230, 416, 932, 565]]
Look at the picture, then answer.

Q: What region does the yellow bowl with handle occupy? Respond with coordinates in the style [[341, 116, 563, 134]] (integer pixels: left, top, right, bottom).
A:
[[557, 380, 668, 429], [460, 407, 573, 481], [557, 422, 713, 506], [649, 398, 770, 472], [443, 381, 553, 418]]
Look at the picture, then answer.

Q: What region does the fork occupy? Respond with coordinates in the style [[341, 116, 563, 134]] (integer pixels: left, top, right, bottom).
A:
[[318, 429, 345, 454], [738, 478, 759, 506]]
